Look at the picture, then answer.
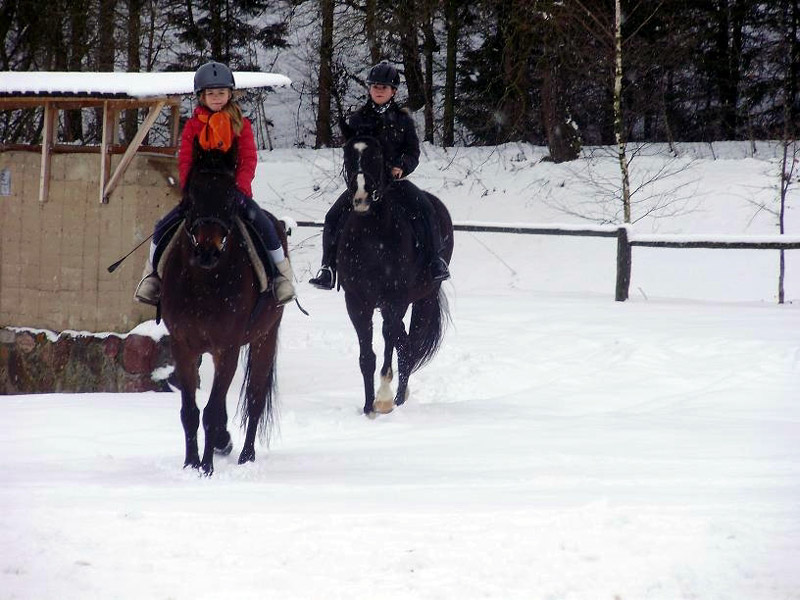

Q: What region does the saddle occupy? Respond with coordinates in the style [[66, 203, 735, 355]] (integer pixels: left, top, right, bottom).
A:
[[155, 216, 269, 293]]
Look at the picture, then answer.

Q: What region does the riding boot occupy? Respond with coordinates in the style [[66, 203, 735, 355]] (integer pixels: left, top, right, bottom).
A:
[[413, 189, 451, 282], [309, 265, 336, 290], [273, 258, 296, 305], [309, 190, 350, 290], [134, 256, 161, 305]]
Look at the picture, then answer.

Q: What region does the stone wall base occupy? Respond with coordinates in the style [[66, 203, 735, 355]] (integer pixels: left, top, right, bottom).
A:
[[0, 327, 173, 394]]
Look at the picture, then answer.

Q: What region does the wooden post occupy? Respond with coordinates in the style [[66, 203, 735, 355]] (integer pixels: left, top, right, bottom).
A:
[[99, 101, 116, 203], [38, 102, 57, 203], [615, 226, 631, 301], [169, 104, 180, 147]]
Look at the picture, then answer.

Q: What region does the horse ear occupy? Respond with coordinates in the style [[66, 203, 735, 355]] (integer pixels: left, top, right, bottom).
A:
[[339, 117, 354, 141]]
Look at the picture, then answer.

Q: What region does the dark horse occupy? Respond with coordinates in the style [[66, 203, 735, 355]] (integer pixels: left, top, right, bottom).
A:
[[160, 147, 284, 475], [337, 131, 454, 416]]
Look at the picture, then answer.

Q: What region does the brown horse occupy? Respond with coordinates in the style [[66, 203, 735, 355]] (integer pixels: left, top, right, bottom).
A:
[[336, 132, 454, 416], [160, 148, 284, 475]]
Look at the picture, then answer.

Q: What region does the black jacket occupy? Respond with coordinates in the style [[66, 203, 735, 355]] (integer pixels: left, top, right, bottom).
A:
[[347, 100, 420, 178]]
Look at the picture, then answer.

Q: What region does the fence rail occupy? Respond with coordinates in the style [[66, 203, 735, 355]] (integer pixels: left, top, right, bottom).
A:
[[294, 220, 800, 301]]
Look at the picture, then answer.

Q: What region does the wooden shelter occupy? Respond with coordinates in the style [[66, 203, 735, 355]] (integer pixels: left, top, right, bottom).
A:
[[0, 71, 289, 332]]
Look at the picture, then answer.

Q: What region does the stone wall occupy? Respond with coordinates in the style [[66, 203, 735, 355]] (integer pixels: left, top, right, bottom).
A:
[[0, 151, 180, 332], [0, 327, 173, 394]]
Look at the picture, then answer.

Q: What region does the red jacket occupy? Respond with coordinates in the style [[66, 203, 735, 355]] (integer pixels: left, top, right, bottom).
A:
[[178, 105, 258, 197]]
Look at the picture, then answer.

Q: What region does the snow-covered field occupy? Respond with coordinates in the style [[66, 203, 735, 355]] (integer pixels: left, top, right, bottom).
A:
[[2, 143, 799, 599]]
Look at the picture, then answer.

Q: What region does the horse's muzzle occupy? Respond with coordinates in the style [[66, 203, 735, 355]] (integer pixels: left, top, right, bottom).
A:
[[192, 245, 223, 269]]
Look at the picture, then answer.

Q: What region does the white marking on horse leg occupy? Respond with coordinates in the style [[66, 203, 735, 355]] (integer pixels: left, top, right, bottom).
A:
[[376, 372, 393, 403], [374, 372, 395, 413]]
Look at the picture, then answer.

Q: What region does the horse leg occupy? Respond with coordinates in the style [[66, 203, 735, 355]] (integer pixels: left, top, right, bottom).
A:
[[345, 293, 376, 415], [239, 325, 279, 464], [385, 306, 412, 407], [173, 343, 201, 469], [376, 317, 395, 410], [199, 348, 239, 476]]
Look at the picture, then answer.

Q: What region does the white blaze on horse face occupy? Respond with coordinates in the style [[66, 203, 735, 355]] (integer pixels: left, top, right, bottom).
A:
[[352, 142, 369, 211]]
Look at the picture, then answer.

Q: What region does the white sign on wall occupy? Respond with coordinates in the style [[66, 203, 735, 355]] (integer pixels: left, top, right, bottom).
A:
[[0, 168, 10, 196]]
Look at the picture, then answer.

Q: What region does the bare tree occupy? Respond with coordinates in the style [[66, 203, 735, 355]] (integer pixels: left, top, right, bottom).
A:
[[315, 0, 334, 147], [442, 0, 459, 147], [124, 0, 144, 143]]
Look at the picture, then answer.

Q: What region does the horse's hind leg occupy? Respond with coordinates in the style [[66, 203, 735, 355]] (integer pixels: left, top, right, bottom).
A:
[[173, 343, 201, 469], [390, 316, 412, 407], [199, 348, 239, 476], [239, 323, 280, 464], [379, 305, 411, 410]]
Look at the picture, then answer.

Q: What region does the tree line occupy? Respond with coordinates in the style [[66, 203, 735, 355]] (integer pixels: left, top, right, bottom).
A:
[[2, 0, 798, 160]]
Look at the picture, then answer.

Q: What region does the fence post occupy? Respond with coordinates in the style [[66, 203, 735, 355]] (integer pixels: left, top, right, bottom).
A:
[[615, 226, 631, 301]]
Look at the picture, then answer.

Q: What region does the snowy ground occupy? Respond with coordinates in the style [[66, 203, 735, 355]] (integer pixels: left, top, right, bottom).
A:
[[2, 143, 799, 599]]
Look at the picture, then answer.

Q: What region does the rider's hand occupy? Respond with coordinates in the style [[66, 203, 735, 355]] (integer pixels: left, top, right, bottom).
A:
[[391, 167, 403, 179]]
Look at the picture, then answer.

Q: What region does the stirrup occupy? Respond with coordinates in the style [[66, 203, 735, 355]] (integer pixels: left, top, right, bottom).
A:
[[134, 273, 161, 305], [309, 266, 335, 290]]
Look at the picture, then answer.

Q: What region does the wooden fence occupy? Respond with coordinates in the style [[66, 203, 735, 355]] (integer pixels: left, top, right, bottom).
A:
[[295, 220, 800, 301]]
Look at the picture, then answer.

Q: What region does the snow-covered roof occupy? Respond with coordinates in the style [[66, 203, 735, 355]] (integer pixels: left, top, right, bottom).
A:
[[0, 71, 291, 99]]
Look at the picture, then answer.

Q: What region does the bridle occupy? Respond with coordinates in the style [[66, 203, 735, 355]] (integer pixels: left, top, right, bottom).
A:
[[184, 215, 232, 252], [182, 178, 236, 262]]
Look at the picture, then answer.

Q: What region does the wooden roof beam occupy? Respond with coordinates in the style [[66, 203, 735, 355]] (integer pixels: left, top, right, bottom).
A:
[[101, 100, 167, 203]]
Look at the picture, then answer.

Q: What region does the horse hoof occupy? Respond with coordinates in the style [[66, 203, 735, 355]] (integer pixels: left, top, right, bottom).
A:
[[373, 400, 394, 414], [364, 410, 378, 420], [200, 464, 214, 477], [215, 441, 233, 456], [238, 449, 255, 464], [214, 431, 233, 456]]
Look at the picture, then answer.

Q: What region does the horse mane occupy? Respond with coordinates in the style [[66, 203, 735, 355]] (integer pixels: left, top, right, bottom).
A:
[[185, 139, 238, 195]]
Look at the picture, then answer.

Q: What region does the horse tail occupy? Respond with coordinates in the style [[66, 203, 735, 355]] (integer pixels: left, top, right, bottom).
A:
[[407, 286, 451, 373], [238, 342, 279, 442]]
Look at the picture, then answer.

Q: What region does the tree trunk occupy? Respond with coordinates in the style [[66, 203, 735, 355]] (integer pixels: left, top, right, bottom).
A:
[[64, 0, 90, 142], [541, 56, 581, 162], [397, 0, 425, 111], [124, 0, 144, 143], [421, 0, 435, 142], [442, 0, 458, 147], [498, 0, 535, 142], [364, 0, 381, 64], [614, 0, 631, 222], [315, 0, 334, 148], [95, 0, 118, 144]]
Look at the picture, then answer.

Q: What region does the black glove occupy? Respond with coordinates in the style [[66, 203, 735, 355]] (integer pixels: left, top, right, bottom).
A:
[[231, 188, 259, 220]]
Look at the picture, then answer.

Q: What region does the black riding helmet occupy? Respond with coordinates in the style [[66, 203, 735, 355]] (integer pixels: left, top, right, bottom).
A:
[[366, 61, 400, 89], [194, 61, 236, 94]]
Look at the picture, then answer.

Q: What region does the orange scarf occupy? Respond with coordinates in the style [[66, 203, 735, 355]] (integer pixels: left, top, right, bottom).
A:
[[197, 111, 234, 152]]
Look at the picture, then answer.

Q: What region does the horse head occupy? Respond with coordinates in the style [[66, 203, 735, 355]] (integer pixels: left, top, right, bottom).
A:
[[182, 143, 239, 269], [342, 132, 387, 214]]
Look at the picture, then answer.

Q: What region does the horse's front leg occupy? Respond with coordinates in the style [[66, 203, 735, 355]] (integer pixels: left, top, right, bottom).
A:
[[199, 348, 239, 476], [173, 344, 201, 469], [376, 317, 395, 409], [345, 294, 376, 415]]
